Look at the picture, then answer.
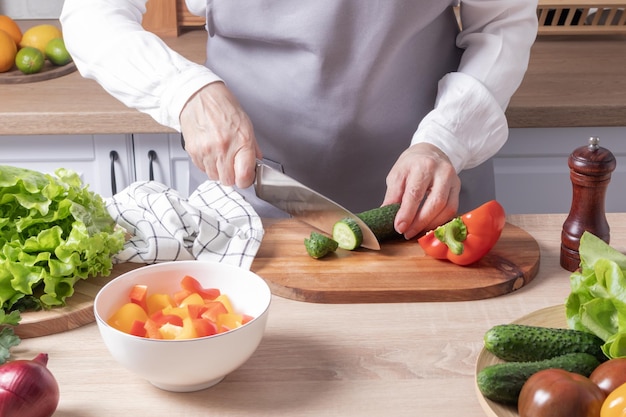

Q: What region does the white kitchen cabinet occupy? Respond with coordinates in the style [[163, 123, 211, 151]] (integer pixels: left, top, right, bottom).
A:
[[0, 133, 190, 198], [133, 133, 191, 196], [494, 127, 626, 215]]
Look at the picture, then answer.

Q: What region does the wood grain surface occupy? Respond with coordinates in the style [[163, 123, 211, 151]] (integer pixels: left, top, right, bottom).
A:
[[16, 262, 144, 339], [474, 304, 566, 417], [0, 61, 76, 84], [251, 219, 541, 303]]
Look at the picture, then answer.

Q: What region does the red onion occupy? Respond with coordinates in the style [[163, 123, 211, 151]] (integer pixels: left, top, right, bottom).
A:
[[0, 353, 60, 417]]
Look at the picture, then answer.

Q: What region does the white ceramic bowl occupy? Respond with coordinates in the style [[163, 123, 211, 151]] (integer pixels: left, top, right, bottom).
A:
[[94, 260, 271, 392]]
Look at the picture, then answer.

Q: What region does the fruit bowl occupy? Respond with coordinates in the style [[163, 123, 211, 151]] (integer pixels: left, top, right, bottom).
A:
[[94, 260, 272, 392]]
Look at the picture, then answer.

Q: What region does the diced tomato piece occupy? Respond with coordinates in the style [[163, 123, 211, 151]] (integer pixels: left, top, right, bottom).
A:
[[180, 275, 220, 301], [129, 284, 148, 312], [192, 318, 218, 337], [129, 319, 147, 337], [201, 301, 228, 322], [242, 314, 254, 325]]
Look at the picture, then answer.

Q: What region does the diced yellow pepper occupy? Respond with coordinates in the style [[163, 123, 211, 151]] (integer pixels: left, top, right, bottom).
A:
[[146, 293, 175, 316], [214, 294, 234, 313]]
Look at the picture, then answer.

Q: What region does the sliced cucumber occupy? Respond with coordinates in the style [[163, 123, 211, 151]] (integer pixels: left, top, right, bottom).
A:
[[332, 218, 363, 250], [304, 232, 339, 259]]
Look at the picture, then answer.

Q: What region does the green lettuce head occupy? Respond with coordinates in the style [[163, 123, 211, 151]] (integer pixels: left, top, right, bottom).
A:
[[565, 231, 626, 359], [0, 166, 124, 312]]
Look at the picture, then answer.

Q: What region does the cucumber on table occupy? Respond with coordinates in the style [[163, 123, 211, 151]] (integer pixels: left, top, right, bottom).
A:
[[476, 352, 601, 404], [304, 232, 339, 259], [484, 323, 606, 363]]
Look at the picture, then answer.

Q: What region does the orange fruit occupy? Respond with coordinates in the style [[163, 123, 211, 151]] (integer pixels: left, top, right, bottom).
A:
[[0, 15, 22, 45], [0, 29, 17, 73], [20, 24, 62, 55]]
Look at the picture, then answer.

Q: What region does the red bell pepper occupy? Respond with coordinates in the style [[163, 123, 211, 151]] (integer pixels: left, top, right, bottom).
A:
[[417, 200, 506, 266]]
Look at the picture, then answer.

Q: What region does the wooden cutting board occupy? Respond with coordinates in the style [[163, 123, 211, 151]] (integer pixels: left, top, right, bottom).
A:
[[250, 219, 540, 303], [16, 262, 144, 339]]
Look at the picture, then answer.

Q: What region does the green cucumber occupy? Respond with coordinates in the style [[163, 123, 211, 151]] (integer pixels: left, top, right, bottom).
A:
[[476, 352, 600, 405], [484, 323, 606, 363], [304, 232, 339, 259], [332, 218, 363, 250], [356, 203, 401, 241]]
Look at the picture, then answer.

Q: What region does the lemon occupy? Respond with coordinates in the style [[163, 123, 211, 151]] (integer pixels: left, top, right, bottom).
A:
[[20, 24, 62, 55], [15, 46, 45, 74], [45, 38, 72, 66]]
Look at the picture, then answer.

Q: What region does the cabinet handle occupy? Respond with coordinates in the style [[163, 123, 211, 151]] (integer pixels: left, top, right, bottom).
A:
[[148, 150, 157, 181], [110, 150, 119, 195]]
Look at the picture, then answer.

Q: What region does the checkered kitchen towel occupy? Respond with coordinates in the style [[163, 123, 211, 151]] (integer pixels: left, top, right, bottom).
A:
[[105, 180, 264, 269]]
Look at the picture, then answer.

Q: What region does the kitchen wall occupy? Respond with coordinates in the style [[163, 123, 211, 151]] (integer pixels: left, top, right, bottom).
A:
[[0, 0, 64, 19]]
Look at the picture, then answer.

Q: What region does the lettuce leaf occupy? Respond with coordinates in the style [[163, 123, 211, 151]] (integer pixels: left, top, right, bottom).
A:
[[565, 231, 626, 358], [0, 166, 125, 312]]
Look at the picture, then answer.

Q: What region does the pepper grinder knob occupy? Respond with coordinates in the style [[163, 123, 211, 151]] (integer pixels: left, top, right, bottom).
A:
[[560, 137, 616, 271]]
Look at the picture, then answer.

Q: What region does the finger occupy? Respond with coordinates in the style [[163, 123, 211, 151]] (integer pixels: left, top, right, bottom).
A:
[[234, 145, 261, 189]]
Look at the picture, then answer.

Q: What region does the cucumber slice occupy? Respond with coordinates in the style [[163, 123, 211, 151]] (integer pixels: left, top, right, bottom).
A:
[[332, 218, 363, 250], [304, 232, 339, 259]]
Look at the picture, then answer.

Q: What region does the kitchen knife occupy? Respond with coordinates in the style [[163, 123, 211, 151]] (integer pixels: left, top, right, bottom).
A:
[[254, 161, 380, 250]]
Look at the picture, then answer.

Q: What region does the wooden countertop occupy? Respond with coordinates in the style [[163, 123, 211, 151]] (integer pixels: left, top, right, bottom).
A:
[[2, 29, 626, 135], [507, 34, 626, 128], [16, 213, 626, 416]]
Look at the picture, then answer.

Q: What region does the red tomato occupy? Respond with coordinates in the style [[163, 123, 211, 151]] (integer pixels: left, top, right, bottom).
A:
[[518, 369, 606, 417], [590, 358, 626, 396]]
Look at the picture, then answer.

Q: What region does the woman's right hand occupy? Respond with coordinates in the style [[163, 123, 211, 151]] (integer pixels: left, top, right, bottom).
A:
[[179, 82, 262, 188]]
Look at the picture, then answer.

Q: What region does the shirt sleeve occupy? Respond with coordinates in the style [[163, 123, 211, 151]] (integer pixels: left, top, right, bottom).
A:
[[60, 0, 220, 132], [410, 0, 538, 172]]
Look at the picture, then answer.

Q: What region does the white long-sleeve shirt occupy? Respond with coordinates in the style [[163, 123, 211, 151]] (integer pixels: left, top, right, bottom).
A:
[[61, 0, 537, 211]]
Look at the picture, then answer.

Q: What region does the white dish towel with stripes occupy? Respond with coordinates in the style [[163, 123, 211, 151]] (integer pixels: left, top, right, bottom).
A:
[[105, 180, 264, 269]]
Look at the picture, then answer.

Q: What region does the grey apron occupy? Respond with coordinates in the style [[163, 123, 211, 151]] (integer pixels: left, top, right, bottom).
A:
[[190, 0, 495, 215]]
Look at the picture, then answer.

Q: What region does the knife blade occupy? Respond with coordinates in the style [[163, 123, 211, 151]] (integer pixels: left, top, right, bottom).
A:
[[254, 162, 380, 250]]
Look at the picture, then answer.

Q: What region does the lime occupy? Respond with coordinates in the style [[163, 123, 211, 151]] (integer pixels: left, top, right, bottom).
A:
[[15, 46, 45, 74], [45, 38, 72, 66]]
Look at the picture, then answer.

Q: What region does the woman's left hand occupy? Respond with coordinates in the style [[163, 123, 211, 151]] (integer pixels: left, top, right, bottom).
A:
[[382, 143, 460, 239]]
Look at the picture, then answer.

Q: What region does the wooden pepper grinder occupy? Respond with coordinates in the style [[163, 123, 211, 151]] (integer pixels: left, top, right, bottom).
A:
[[560, 137, 616, 271]]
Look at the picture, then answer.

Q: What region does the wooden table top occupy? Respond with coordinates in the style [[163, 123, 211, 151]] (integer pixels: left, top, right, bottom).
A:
[[2, 26, 626, 136], [16, 212, 626, 417]]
